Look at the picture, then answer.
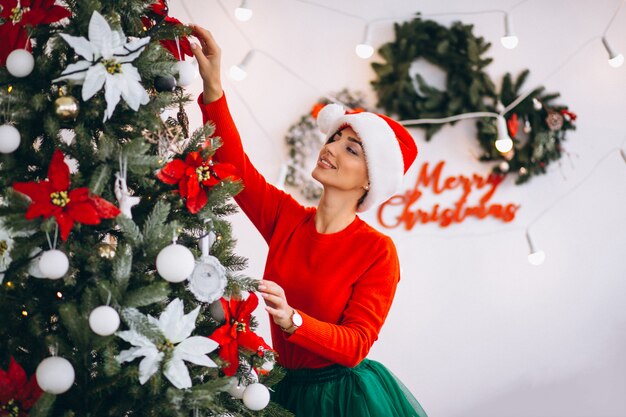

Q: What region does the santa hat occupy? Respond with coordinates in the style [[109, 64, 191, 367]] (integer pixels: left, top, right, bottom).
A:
[[316, 103, 418, 212]]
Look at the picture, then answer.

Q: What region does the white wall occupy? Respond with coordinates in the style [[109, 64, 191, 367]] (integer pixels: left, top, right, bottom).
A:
[[172, 1, 626, 415]]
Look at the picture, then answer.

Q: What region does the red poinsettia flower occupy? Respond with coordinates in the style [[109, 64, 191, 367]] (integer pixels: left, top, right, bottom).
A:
[[12, 150, 120, 241], [209, 293, 272, 376], [560, 108, 577, 122], [507, 113, 519, 137], [156, 151, 239, 214], [0, 357, 43, 417], [0, 0, 71, 65], [141, 0, 192, 61]]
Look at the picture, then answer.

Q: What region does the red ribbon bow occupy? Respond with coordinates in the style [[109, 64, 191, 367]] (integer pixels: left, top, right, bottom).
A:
[[12, 150, 121, 241], [209, 293, 272, 376]]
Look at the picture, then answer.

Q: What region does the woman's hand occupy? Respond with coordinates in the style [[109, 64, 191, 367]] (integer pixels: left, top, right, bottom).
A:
[[189, 24, 223, 104], [258, 280, 296, 333]]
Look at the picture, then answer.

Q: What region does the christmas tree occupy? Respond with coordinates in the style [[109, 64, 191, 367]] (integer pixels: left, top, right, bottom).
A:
[[0, 1, 291, 415]]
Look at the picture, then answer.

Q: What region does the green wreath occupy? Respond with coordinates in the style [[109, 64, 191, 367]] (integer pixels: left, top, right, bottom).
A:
[[371, 15, 576, 184], [371, 15, 497, 140], [477, 70, 577, 184]]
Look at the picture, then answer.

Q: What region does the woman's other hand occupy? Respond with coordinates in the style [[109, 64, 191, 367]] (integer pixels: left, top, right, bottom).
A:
[[258, 280, 297, 333], [189, 24, 223, 104]]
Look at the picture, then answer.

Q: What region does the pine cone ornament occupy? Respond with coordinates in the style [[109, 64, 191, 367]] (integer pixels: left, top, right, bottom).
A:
[[545, 110, 564, 131]]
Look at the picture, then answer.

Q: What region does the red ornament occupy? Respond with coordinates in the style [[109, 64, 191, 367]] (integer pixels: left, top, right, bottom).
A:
[[156, 151, 239, 214], [142, 0, 193, 61], [0, 0, 71, 65], [507, 113, 519, 137], [12, 150, 120, 241], [0, 357, 43, 417], [209, 293, 272, 376], [559, 108, 577, 121]]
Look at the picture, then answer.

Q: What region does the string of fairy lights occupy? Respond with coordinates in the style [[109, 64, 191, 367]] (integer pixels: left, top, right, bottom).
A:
[[180, 0, 626, 266]]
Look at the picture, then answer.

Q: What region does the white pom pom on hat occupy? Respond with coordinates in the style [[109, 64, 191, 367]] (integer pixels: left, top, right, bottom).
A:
[[317, 103, 346, 135], [315, 103, 418, 212]]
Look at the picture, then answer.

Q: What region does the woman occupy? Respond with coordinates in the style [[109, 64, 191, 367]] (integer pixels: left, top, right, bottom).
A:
[[190, 24, 428, 417]]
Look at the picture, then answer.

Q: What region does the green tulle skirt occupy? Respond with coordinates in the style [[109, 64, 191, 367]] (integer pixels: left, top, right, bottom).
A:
[[271, 359, 428, 417]]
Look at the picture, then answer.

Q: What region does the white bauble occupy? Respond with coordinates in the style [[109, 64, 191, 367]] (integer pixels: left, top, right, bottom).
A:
[[89, 305, 120, 336], [156, 243, 195, 283], [242, 383, 270, 411], [27, 248, 46, 278], [39, 249, 69, 280], [0, 124, 21, 154], [36, 357, 75, 394], [176, 60, 198, 87], [227, 377, 247, 399], [6, 49, 35, 78]]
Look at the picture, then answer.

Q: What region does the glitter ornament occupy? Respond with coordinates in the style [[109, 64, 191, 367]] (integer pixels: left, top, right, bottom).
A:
[[54, 95, 80, 121]]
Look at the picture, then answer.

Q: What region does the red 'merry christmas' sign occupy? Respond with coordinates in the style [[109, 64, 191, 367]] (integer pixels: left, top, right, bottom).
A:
[[378, 160, 520, 230]]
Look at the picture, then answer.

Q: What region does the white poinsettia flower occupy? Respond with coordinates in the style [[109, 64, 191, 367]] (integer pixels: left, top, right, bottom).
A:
[[116, 298, 219, 389], [53, 10, 151, 121]]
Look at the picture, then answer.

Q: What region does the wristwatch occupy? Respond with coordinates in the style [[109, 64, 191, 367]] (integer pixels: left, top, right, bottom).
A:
[[280, 309, 303, 332]]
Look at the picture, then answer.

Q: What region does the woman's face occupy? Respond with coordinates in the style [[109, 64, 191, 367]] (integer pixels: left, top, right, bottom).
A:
[[312, 126, 369, 196]]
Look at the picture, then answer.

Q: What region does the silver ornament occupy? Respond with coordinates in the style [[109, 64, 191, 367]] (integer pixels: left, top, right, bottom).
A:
[[188, 231, 227, 303]]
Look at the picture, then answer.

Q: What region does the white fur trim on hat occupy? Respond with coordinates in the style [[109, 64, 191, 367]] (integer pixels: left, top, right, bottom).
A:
[[319, 110, 404, 213]]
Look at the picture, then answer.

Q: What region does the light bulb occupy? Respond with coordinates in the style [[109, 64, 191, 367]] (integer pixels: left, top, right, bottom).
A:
[[528, 250, 545, 266], [495, 138, 513, 153], [602, 37, 624, 68], [500, 13, 518, 49], [525, 231, 545, 266], [355, 44, 374, 59], [229, 65, 248, 81], [495, 116, 513, 153], [608, 53, 624, 68], [228, 50, 255, 82], [235, 1, 253, 22], [356, 24, 374, 59], [501, 36, 519, 49]]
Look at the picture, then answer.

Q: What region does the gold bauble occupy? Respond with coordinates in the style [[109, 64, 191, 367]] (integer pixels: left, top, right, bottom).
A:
[[54, 95, 80, 120]]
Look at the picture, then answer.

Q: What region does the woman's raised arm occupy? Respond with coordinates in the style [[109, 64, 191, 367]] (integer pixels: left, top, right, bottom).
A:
[[190, 25, 223, 104]]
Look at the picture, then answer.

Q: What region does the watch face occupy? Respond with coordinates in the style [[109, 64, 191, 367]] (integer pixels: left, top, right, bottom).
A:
[[292, 312, 303, 327]]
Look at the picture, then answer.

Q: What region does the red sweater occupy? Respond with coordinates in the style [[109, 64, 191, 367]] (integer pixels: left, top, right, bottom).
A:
[[199, 93, 401, 369]]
